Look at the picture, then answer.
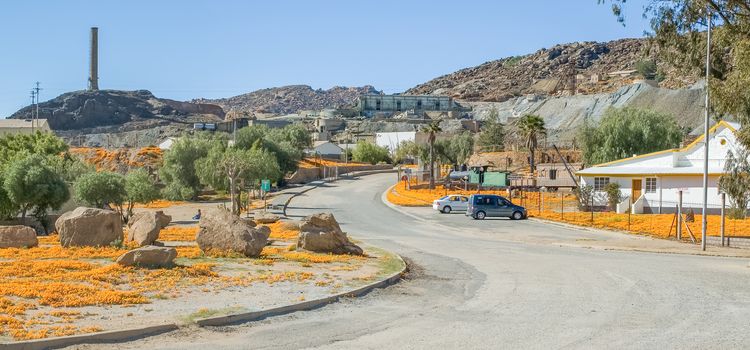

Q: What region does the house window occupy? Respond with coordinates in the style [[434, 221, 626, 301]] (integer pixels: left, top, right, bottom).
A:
[[593, 177, 609, 191], [549, 169, 557, 180], [645, 177, 657, 193], [417, 100, 423, 109], [375, 100, 381, 111], [396, 101, 402, 111], [435, 101, 440, 110]]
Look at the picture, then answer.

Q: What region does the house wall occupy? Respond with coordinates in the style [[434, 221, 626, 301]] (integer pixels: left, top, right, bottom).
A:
[[581, 175, 724, 213]]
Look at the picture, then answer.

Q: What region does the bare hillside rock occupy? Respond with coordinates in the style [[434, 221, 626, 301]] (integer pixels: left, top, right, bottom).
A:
[[407, 38, 697, 102], [10, 89, 224, 131], [194, 85, 381, 115]]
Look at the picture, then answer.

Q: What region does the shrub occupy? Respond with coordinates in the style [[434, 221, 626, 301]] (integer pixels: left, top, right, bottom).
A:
[[604, 182, 621, 211]]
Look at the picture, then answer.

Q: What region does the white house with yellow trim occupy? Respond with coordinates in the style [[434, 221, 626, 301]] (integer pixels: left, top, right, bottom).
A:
[[577, 121, 740, 214]]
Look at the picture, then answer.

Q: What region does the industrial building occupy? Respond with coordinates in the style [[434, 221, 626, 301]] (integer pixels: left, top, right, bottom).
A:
[[356, 94, 466, 118]]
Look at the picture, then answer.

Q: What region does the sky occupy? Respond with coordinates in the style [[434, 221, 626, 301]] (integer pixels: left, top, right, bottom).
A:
[[0, 0, 652, 117]]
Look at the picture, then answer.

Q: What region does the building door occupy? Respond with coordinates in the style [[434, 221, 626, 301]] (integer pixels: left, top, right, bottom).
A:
[[632, 179, 642, 203]]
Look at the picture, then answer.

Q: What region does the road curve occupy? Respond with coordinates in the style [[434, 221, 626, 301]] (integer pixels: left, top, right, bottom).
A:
[[76, 173, 750, 350]]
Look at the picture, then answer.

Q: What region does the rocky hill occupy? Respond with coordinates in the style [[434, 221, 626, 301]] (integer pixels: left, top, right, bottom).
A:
[[194, 85, 381, 115], [10, 89, 224, 131], [406, 38, 698, 102]]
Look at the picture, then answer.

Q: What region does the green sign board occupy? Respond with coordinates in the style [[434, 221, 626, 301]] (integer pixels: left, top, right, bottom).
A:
[[261, 179, 271, 192]]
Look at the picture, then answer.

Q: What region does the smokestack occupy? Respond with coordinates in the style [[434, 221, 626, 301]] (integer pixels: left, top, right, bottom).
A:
[[88, 27, 99, 91]]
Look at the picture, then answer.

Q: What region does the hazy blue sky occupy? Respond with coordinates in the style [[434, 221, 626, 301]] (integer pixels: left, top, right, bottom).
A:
[[0, 0, 651, 117]]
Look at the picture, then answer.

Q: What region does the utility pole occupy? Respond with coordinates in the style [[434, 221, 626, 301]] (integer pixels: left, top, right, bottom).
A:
[[701, 10, 712, 251], [29, 89, 36, 132], [34, 82, 41, 130]]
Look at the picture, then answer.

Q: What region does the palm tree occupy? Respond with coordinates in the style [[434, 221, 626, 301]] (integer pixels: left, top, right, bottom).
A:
[[421, 120, 442, 189], [516, 114, 546, 174]]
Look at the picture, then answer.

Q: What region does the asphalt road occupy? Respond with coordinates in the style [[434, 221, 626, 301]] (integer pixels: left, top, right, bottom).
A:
[[77, 173, 750, 350]]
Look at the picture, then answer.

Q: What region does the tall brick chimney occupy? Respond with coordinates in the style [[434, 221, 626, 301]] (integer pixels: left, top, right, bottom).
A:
[[88, 27, 99, 91]]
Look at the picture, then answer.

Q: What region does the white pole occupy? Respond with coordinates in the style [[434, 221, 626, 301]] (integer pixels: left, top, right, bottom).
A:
[[701, 11, 712, 251]]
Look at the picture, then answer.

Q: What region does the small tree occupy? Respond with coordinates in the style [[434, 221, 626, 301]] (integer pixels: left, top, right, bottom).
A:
[[719, 149, 750, 219], [160, 135, 218, 200], [604, 182, 622, 211], [516, 114, 546, 173], [421, 120, 443, 189], [3, 154, 69, 221], [74, 171, 126, 209], [574, 185, 594, 212], [635, 59, 657, 79], [477, 107, 505, 152], [123, 168, 160, 221], [352, 142, 390, 165]]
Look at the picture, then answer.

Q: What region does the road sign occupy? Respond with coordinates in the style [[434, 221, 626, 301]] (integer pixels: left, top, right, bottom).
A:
[[261, 179, 271, 192]]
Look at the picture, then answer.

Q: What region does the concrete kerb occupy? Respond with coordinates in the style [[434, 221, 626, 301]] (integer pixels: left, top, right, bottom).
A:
[[195, 255, 407, 327], [1, 323, 179, 350]]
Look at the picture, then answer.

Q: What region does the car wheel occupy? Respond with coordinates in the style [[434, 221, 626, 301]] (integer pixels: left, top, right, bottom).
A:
[[442, 206, 452, 214], [475, 211, 486, 220], [511, 211, 523, 220]]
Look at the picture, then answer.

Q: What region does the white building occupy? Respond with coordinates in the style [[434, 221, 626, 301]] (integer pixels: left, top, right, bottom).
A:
[[376, 131, 416, 152], [0, 119, 51, 136], [309, 141, 344, 158], [577, 121, 740, 214]]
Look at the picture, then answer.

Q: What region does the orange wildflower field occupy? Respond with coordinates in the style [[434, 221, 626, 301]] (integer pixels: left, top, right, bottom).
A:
[[387, 183, 750, 242], [0, 219, 385, 342]]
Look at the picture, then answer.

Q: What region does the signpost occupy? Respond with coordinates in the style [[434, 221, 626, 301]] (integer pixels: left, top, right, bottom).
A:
[[261, 180, 271, 211]]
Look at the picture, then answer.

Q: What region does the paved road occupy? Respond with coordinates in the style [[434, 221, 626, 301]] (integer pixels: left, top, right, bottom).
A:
[[78, 173, 750, 349]]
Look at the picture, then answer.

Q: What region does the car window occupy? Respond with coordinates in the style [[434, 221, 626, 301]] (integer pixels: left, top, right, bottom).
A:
[[450, 196, 459, 201], [460, 196, 468, 202], [482, 197, 496, 206]]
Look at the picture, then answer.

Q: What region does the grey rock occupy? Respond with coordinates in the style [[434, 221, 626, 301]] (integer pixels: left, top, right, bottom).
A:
[[116, 246, 177, 268], [254, 212, 281, 224], [56, 207, 123, 247], [126, 211, 172, 246], [0, 225, 38, 248], [196, 209, 270, 257], [297, 213, 363, 255]]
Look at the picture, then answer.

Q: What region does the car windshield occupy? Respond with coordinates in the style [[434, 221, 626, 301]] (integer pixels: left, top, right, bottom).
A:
[[439, 196, 448, 200]]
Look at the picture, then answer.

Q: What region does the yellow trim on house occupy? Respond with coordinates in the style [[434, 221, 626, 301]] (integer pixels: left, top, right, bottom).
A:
[[576, 173, 724, 177], [590, 120, 737, 168]]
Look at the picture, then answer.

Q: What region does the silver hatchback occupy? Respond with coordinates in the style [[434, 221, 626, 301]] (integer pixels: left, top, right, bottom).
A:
[[432, 194, 470, 214]]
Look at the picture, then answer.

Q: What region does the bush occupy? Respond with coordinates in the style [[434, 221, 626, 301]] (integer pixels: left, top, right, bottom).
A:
[[604, 182, 621, 211], [636, 59, 657, 79], [74, 171, 126, 208], [574, 185, 594, 212], [352, 142, 390, 165]]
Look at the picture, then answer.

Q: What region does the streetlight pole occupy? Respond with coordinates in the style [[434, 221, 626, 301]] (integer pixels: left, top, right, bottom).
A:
[[701, 10, 712, 251]]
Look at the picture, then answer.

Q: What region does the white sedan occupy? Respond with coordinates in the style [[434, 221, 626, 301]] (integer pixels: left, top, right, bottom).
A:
[[432, 194, 470, 214]]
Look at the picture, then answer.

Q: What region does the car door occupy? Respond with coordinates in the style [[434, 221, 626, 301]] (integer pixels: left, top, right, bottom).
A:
[[456, 196, 469, 211], [497, 197, 514, 216], [484, 196, 501, 217]]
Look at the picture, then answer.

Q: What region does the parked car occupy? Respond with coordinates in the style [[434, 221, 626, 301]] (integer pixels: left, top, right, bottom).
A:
[[466, 194, 527, 220], [432, 194, 470, 214]]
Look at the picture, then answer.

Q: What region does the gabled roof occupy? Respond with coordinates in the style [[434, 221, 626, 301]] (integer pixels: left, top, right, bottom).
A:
[[578, 120, 739, 176], [591, 120, 738, 167]]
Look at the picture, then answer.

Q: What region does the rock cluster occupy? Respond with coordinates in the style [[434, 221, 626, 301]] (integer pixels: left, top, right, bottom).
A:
[[55, 207, 123, 247], [0, 225, 38, 248], [297, 213, 363, 255], [406, 38, 696, 102], [196, 209, 270, 257], [126, 211, 172, 246], [194, 85, 380, 115]]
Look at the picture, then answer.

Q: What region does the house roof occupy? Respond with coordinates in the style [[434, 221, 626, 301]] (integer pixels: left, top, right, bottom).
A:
[[591, 120, 738, 168], [0, 118, 50, 129], [578, 120, 739, 177]]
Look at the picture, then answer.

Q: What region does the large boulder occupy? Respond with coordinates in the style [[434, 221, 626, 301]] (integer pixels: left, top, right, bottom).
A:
[[254, 212, 280, 224], [0, 226, 38, 248], [126, 211, 172, 246], [297, 213, 363, 255], [56, 207, 123, 247], [116, 246, 177, 268], [196, 209, 270, 257]]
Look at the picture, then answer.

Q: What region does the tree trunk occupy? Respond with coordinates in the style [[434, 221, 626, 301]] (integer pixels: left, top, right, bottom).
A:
[[229, 177, 237, 215], [429, 140, 435, 189]]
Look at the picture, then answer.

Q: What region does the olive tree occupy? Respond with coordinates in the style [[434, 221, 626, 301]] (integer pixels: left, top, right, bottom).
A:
[[74, 171, 126, 209], [123, 168, 160, 221], [3, 154, 69, 222], [352, 141, 390, 165], [719, 148, 750, 218]]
